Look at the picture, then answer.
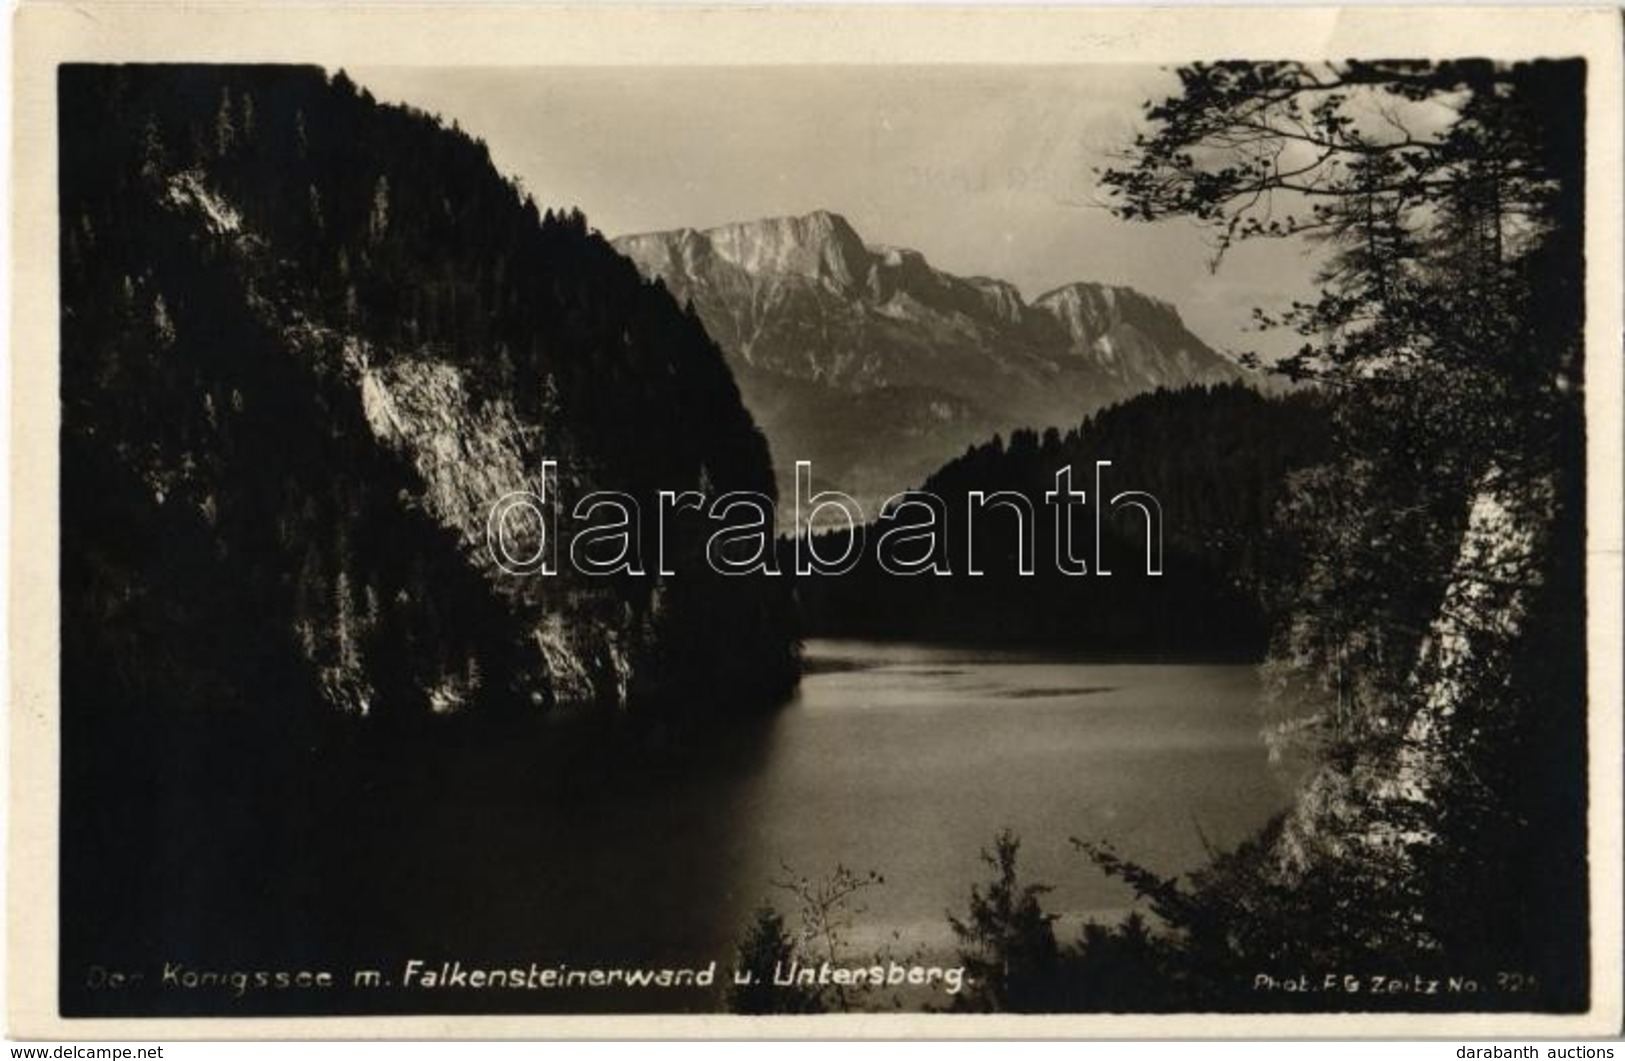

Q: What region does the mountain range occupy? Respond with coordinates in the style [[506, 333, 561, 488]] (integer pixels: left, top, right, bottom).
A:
[[614, 210, 1255, 516]]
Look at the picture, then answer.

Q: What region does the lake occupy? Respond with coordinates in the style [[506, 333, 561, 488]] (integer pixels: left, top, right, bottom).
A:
[[720, 640, 1294, 957], [382, 638, 1296, 1012], [62, 638, 1295, 1016]]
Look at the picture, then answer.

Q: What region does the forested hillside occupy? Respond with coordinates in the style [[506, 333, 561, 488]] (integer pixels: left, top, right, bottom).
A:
[[795, 383, 1329, 657], [60, 64, 798, 724]]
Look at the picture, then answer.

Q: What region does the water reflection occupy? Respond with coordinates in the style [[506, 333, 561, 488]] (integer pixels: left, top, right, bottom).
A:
[[63, 639, 1291, 1015], [727, 640, 1294, 963]]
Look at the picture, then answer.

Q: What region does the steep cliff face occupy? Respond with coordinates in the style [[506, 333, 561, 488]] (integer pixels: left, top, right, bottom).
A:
[[615, 212, 1253, 514], [59, 64, 799, 722], [1257, 455, 1585, 981], [1275, 467, 1556, 864]]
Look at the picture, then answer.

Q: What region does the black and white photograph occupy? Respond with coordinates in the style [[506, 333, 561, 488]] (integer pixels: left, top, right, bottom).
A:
[[11, 2, 1623, 1038]]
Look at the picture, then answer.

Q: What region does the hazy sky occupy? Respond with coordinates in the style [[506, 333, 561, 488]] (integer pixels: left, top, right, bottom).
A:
[[353, 65, 1321, 358]]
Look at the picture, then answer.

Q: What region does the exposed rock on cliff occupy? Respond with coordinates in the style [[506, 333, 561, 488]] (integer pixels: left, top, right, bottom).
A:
[[59, 64, 799, 721]]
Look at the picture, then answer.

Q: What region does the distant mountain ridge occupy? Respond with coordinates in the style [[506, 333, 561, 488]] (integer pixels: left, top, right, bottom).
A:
[[614, 210, 1255, 515]]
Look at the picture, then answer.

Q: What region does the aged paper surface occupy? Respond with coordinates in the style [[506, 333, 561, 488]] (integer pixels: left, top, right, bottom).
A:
[[10, 1, 1623, 1039]]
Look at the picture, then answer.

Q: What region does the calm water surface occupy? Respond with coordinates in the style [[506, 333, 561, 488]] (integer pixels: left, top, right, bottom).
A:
[[310, 638, 1295, 1013], [717, 640, 1294, 956], [70, 639, 1296, 1016], [474, 639, 1294, 982]]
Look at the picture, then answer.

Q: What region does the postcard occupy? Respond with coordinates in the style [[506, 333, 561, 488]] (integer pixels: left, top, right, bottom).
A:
[[10, 2, 1622, 1039]]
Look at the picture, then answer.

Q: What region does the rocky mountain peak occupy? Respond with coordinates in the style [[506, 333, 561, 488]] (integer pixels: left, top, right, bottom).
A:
[[1031, 281, 1204, 365], [620, 209, 874, 292], [1034, 280, 1176, 330], [965, 276, 1027, 326], [612, 209, 1257, 516]]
